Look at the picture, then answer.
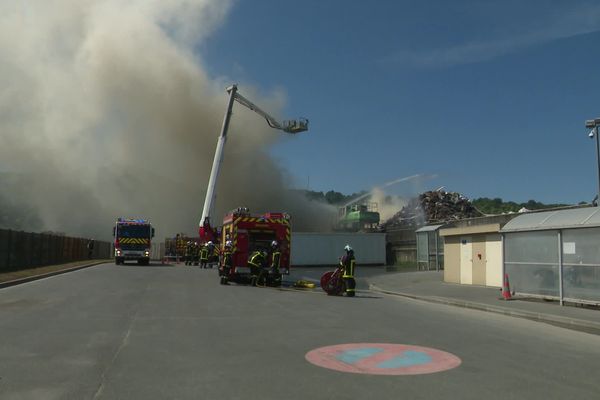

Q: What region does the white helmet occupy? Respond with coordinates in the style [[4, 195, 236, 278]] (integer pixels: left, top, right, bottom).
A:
[[271, 240, 278, 248], [344, 244, 353, 252], [225, 240, 233, 248], [207, 241, 213, 246]]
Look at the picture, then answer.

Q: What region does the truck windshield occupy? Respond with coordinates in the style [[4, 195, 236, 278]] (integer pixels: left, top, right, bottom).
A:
[[118, 225, 150, 238]]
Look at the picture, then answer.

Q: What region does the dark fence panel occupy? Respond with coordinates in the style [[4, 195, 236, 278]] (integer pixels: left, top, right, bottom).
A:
[[0, 229, 111, 271]]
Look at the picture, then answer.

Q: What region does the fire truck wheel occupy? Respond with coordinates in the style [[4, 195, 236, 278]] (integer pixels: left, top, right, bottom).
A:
[[271, 276, 282, 287]]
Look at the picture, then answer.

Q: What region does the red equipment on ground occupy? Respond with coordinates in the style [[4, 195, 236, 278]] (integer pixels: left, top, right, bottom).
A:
[[320, 265, 345, 295], [218, 207, 291, 285]]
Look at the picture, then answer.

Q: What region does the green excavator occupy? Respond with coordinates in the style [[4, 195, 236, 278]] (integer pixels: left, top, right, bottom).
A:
[[336, 202, 380, 232]]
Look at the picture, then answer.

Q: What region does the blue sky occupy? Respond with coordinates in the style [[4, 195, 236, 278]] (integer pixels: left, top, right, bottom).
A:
[[200, 0, 600, 204]]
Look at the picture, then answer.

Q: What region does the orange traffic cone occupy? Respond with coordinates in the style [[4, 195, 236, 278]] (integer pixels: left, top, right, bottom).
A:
[[502, 273, 512, 300]]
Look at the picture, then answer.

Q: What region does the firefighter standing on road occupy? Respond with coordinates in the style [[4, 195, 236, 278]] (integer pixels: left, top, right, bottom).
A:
[[206, 241, 218, 268], [269, 240, 282, 287], [248, 249, 267, 286], [192, 242, 200, 266], [340, 244, 356, 297], [184, 241, 193, 265], [220, 241, 233, 285], [200, 242, 209, 268], [87, 239, 95, 259]]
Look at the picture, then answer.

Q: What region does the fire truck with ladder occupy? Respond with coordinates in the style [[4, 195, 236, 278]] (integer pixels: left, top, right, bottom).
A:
[[198, 84, 307, 285]]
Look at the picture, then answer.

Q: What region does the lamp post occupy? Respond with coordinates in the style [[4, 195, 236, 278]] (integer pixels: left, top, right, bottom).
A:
[[585, 118, 600, 206]]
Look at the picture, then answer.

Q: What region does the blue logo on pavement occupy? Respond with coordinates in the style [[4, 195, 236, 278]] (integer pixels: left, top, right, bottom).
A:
[[376, 351, 432, 369], [335, 348, 432, 369], [336, 347, 383, 364]]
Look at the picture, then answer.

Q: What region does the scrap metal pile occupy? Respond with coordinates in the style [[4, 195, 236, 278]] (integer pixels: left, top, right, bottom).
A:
[[383, 190, 482, 228]]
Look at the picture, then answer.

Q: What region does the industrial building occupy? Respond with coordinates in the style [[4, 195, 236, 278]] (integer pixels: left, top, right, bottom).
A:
[[434, 207, 600, 306], [438, 214, 517, 288]]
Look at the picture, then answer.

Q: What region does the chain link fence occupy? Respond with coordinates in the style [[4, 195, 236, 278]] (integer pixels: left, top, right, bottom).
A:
[[0, 229, 111, 271]]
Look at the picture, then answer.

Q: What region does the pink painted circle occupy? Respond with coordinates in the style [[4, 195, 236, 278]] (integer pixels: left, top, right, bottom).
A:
[[305, 343, 461, 375]]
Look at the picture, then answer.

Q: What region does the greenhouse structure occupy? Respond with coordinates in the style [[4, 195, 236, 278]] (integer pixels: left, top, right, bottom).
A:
[[500, 207, 600, 305]]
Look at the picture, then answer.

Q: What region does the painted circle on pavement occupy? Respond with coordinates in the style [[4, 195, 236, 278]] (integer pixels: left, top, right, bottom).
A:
[[305, 343, 461, 375]]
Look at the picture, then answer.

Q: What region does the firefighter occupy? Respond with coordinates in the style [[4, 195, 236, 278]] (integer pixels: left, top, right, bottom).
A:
[[184, 241, 193, 265], [206, 241, 218, 268], [176, 234, 185, 263], [340, 244, 356, 297], [269, 240, 282, 287], [200, 243, 209, 268], [220, 240, 233, 285], [86, 239, 95, 259], [192, 242, 200, 266], [248, 249, 267, 286]]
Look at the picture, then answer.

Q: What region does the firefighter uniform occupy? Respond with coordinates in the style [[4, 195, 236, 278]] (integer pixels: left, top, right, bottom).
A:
[[200, 245, 209, 268], [207, 242, 218, 268], [176, 235, 186, 263], [192, 242, 200, 266], [270, 249, 282, 287], [248, 250, 266, 286], [220, 247, 233, 285], [341, 247, 356, 297], [184, 242, 193, 265]]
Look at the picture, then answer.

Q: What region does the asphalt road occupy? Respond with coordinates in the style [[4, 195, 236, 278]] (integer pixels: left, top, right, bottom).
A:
[[0, 262, 599, 400]]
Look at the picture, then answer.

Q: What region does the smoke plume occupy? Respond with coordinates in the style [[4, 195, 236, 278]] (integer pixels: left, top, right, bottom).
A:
[[0, 0, 335, 239], [369, 188, 407, 223]]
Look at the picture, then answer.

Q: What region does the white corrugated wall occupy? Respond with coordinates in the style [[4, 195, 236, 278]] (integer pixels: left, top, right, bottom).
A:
[[290, 232, 386, 266]]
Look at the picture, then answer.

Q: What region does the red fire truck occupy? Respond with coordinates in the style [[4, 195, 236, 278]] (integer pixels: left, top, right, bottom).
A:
[[219, 207, 291, 284]]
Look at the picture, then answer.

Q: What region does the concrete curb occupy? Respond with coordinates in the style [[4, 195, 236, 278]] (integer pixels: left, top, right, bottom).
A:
[[369, 283, 600, 335], [0, 260, 109, 289]]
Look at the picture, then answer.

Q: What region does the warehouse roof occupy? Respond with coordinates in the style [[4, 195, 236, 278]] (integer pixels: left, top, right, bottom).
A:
[[415, 224, 444, 233], [500, 207, 600, 232]]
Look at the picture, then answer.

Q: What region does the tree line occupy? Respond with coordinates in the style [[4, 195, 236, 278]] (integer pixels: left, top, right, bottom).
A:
[[301, 189, 575, 214], [471, 197, 571, 215]]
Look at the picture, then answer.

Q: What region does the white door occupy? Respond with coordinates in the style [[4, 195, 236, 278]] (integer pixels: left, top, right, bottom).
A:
[[460, 236, 473, 284], [485, 234, 503, 287]]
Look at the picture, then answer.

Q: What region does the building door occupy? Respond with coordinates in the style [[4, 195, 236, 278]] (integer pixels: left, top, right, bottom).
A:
[[460, 236, 472, 284], [472, 238, 486, 285], [485, 234, 502, 287]]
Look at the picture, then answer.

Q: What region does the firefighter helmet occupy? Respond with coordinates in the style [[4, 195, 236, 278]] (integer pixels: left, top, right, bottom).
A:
[[271, 240, 278, 249], [225, 240, 233, 248], [344, 244, 353, 252]]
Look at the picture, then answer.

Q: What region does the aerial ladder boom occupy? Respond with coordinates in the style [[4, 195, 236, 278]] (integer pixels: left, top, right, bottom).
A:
[[199, 84, 308, 242], [233, 91, 308, 133]]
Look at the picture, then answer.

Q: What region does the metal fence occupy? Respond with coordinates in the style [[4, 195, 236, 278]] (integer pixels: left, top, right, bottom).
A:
[[0, 229, 111, 271]]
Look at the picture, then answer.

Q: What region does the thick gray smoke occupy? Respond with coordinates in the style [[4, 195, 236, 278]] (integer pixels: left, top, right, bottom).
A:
[[0, 0, 335, 240]]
